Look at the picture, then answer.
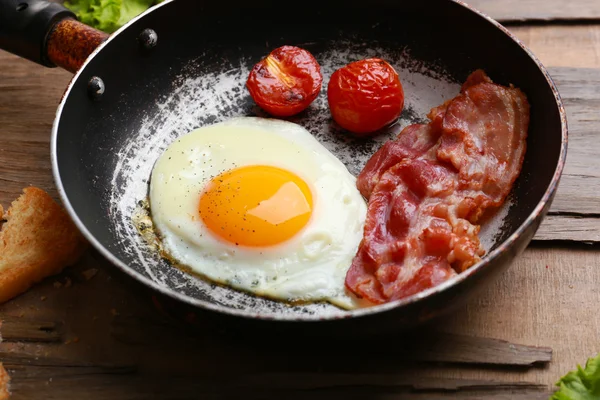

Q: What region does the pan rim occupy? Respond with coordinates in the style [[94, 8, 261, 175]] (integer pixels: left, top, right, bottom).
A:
[[51, 0, 568, 322]]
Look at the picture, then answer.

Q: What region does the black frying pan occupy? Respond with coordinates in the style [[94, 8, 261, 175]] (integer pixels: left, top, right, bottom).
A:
[[0, 0, 567, 335]]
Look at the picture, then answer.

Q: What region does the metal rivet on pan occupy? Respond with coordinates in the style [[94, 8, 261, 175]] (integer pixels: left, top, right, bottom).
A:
[[88, 76, 105, 100], [139, 28, 158, 50]]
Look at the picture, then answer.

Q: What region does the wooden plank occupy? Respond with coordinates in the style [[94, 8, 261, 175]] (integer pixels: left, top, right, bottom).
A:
[[535, 215, 600, 242], [0, 319, 63, 343], [551, 177, 600, 218], [445, 246, 600, 388], [544, 67, 600, 218], [3, 362, 547, 392], [3, 368, 552, 400], [508, 26, 600, 241], [468, 0, 600, 22], [2, 320, 553, 398], [0, 52, 69, 204], [110, 314, 552, 366], [1, 352, 134, 371], [396, 332, 552, 366], [510, 25, 600, 69], [231, 374, 548, 391]]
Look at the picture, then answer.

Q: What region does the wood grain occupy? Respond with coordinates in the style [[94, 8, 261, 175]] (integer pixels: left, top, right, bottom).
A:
[[396, 332, 553, 366], [535, 215, 600, 242], [4, 367, 553, 400], [545, 67, 600, 219], [1, 246, 591, 398], [109, 315, 552, 367], [0, 53, 70, 203], [511, 25, 600, 69], [518, 60, 600, 234], [510, 25, 600, 242], [468, 0, 600, 22], [0, 319, 62, 343], [447, 245, 600, 388]]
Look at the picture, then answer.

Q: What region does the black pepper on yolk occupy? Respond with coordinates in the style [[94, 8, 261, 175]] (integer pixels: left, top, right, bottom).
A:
[[199, 165, 313, 247]]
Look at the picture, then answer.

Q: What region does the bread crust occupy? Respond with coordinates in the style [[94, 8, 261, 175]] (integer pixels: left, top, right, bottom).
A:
[[0, 187, 87, 304], [0, 363, 9, 400]]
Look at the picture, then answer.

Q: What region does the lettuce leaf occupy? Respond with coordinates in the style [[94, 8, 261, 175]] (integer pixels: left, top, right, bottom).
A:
[[64, 0, 163, 33], [551, 353, 600, 400]]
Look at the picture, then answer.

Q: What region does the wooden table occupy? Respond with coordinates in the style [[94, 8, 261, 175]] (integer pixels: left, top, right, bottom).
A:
[[2, 2, 600, 399]]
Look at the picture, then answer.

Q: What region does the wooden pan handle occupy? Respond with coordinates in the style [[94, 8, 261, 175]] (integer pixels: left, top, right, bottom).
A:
[[46, 18, 109, 73], [0, 0, 108, 73]]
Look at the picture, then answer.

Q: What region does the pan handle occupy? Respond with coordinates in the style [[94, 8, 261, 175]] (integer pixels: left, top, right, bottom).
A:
[[0, 0, 109, 73]]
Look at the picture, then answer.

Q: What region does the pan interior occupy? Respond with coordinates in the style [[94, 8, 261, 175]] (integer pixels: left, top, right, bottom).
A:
[[55, 2, 562, 318]]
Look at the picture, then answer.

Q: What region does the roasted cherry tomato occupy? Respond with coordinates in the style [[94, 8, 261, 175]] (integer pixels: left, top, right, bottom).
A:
[[327, 58, 404, 136], [246, 46, 323, 117]]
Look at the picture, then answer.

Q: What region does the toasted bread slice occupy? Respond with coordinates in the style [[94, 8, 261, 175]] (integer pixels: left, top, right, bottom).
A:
[[0, 363, 8, 400], [0, 187, 87, 304]]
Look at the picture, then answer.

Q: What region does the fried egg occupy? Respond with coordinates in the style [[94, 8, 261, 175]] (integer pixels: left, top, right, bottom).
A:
[[149, 117, 367, 309]]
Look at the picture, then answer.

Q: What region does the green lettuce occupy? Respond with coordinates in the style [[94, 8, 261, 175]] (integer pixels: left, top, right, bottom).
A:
[[64, 0, 163, 33], [551, 353, 600, 399]]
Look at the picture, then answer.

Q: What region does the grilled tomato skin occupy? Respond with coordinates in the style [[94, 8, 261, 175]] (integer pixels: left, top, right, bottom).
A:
[[246, 46, 323, 117], [327, 58, 404, 136]]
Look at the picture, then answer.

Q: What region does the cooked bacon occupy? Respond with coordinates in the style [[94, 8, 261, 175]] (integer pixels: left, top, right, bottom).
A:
[[356, 124, 441, 198], [356, 69, 494, 199], [346, 70, 528, 304], [438, 80, 529, 219], [460, 69, 492, 91]]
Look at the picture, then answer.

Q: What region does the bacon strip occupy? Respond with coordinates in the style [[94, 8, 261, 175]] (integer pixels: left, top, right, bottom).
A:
[[356, 70, 491, 199], [356, 124, 441, 198], [438, 79, 529, 219], [346, 70, 529, 304]]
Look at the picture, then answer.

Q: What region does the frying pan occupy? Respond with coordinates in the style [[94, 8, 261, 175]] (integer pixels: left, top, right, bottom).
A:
[[0, 0, 567, 335]]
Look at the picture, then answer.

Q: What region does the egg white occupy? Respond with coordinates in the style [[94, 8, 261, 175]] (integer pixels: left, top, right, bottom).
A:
[[149, 117, 367, 309]]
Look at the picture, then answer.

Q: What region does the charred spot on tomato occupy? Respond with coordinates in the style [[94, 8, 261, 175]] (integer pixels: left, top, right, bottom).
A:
[[284, 90, 305, 102], [246, 45, 323, 117], [256, 65, 271, 78]]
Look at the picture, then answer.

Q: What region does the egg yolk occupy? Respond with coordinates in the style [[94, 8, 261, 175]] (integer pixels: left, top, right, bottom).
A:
[[199, 165, 313, 247]]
